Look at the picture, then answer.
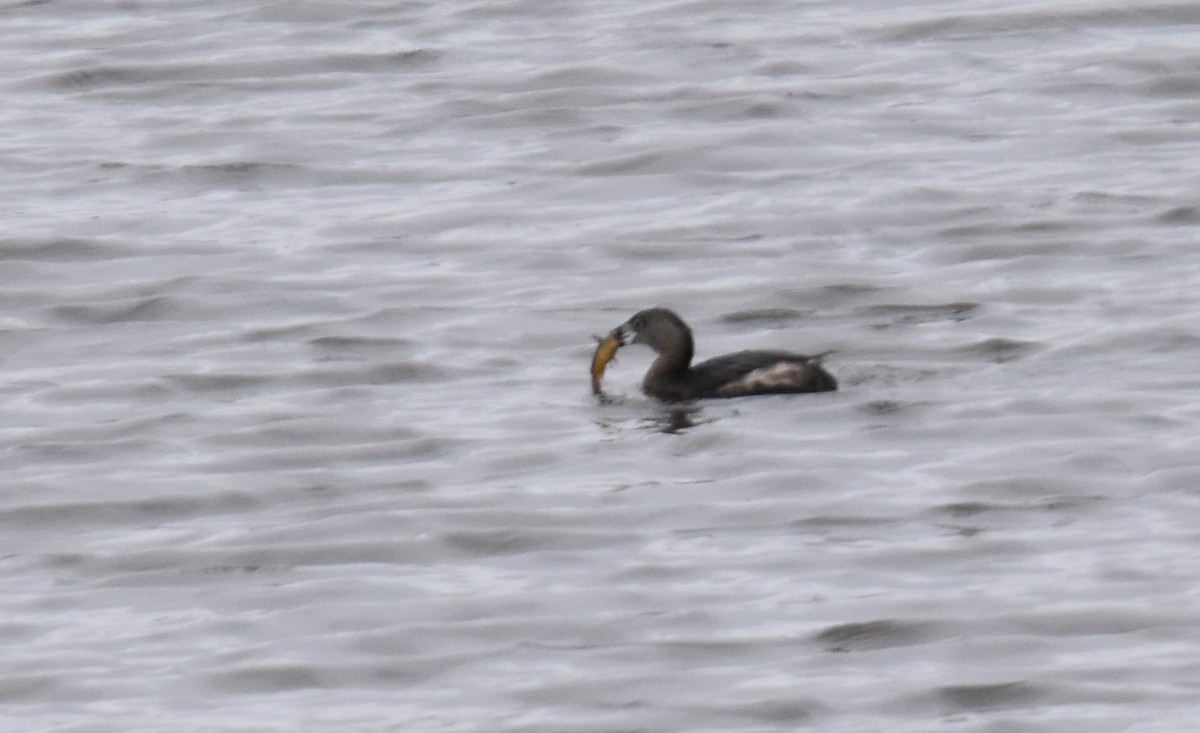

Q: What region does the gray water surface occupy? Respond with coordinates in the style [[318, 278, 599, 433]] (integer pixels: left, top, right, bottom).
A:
[[3, 1, 1200, 731]]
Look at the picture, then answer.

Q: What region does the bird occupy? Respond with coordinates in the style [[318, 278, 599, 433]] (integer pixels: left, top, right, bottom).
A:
[[591, 307, 836, 401]]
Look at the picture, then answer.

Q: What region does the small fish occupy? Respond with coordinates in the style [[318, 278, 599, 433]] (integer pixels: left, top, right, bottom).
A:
[[590, 332, 623, 395]]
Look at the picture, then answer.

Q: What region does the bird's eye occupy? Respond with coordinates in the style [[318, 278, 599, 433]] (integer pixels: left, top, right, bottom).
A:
[[632, 317, 644, 329]]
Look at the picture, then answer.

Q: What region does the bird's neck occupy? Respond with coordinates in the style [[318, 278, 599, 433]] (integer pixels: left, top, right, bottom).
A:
[[648, 337, 692, 377]]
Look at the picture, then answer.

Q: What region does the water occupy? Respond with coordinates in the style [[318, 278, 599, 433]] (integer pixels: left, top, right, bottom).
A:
[[3, 1, 1200, 730]]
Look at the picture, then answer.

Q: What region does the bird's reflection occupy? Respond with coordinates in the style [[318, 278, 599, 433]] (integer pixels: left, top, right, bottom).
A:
[[592, 391, 710, 435], [643, 404, 704, 434]]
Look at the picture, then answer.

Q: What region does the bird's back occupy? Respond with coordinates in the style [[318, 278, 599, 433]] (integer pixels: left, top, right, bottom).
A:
[[666, 350, 837, 399]]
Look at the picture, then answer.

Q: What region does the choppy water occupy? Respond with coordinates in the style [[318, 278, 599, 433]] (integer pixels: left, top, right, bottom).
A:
[[3, 1, 1200, 730]]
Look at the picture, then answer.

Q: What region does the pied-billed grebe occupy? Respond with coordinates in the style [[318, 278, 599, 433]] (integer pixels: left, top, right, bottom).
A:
[[592, 307, 836, 401]]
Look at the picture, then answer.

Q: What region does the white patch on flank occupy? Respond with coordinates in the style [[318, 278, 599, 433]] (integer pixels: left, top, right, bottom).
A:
[[717, 362, 805, 395]]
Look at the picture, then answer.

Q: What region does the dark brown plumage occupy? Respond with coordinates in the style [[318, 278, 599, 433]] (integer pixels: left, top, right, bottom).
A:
[[604, 308, 836, 401]]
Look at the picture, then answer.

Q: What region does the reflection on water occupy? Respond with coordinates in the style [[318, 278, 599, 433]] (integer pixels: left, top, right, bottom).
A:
[[591, 394, 707, 434], [646, 404, 706, 434], [3, 0, 1200, 731]]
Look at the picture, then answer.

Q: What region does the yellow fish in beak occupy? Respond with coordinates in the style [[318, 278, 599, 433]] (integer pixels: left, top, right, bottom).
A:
[[590, 331, 623, 395]]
